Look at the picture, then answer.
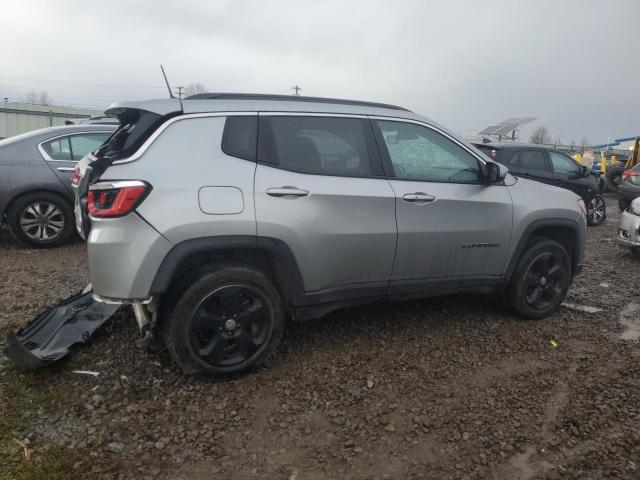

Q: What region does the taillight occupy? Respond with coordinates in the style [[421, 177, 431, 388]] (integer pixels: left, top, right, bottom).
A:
[[88, 181, 150, 217], [622, 170, 637, 182], [71, 167, 81, 186]]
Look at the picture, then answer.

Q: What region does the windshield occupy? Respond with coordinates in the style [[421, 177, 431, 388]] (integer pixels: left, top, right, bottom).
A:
[[474, 144, 500, 160], [94, 109, 162, 161]]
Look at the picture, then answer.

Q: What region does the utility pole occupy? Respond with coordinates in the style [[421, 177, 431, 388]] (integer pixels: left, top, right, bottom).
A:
[[291, 85, 302, 96], [174, 86, 185, 100]]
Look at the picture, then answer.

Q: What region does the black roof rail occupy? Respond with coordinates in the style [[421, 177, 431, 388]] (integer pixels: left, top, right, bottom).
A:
[[184, 92, 411, 112]]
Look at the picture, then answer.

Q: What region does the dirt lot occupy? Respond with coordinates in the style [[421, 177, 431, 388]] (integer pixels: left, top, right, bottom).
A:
[[1, 195, 639, 480]]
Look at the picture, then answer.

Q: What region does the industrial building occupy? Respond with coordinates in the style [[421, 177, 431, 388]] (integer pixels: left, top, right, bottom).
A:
[[0, 100, 103, 139]]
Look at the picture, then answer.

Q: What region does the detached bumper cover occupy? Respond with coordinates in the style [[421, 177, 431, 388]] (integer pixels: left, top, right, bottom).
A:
[[3, 288, 120, 369]]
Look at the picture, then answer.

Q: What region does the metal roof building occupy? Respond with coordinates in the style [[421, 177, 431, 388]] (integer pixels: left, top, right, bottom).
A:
[[0, 101, 103, 139]]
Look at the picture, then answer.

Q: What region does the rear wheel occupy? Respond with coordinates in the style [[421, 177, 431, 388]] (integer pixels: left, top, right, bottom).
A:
[[162, 265, 285, 375], [586, 194, 606, 226], [507, 238, 572, 319], [7, 192, 73, 248]]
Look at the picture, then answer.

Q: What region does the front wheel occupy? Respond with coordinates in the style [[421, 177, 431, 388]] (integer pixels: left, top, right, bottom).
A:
[[586, 194, 606, 226], [162, 265, 285, 375], [507, 238, 572, 319]]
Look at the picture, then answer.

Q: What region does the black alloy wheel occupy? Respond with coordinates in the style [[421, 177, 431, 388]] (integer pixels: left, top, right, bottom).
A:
[[507, 238, 571, 319], [163, 265, 285, 375], [522, 252, 571, 311], [189, 285, 270, 368]]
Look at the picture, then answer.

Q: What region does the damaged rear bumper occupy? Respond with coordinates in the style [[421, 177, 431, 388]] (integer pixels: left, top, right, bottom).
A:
[[3, 287, 120, 369]]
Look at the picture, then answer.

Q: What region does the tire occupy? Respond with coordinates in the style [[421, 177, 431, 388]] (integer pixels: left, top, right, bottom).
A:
[[619, 199, 630, 212], [162, 265, 285, 376], [6, 192, 74, 248], [507, 238, 572, 320], [586, 194, 606, 226]]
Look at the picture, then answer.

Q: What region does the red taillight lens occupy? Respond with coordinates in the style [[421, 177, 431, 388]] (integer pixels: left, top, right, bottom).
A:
[[71, 167, 81, 186], [88, 183, 149, 217], [622, 170, 637, 182]]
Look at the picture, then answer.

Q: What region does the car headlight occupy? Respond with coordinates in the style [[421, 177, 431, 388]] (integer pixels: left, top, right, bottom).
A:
[[629, 198, 640, 216], [578, 199, 587, 216]]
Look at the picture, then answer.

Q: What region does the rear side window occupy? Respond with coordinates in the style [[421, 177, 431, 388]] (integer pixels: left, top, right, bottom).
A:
[[222, 116, 257, 160], [42, 137, 73, 160], [508, 150, 547, 171], [259, 116, 378, 176]]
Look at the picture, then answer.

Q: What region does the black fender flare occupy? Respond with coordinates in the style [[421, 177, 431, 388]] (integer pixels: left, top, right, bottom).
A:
[[505, 218, 584, 280], [149, 235, 306, 304]]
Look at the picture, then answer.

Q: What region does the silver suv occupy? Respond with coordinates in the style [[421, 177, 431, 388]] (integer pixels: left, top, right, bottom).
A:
[[73, 93, 586, 375]]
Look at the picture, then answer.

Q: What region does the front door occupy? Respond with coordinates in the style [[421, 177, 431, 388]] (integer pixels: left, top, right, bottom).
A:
[[254, 114, 397, 298], [372, 119, 513, 287]]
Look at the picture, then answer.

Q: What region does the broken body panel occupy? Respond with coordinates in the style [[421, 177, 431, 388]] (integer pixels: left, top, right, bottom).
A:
[[4, 288, 120, 369]]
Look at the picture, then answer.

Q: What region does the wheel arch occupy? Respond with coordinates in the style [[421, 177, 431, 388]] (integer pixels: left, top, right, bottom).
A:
[[3, 187, 73, 222], [149, 236, 305, 311], [506, 219, 584, 280]]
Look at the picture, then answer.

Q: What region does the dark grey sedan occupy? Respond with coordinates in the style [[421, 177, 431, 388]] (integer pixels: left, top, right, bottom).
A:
[[0, 125, 115, 247]]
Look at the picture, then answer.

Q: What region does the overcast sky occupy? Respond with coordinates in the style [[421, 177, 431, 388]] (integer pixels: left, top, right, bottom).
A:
[[2, 0, 639, 144]]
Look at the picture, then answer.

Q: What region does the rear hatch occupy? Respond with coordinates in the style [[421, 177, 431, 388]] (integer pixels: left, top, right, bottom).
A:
[[72, 104, 180, 238]]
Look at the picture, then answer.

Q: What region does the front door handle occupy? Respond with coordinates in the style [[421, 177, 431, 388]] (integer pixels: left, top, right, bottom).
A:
[[403, 192, 436, 203], [266, 186, 309, 198]]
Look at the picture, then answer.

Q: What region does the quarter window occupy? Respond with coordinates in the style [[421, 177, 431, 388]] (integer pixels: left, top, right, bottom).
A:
[[549, 152, 580, 175], [42, 136, 73, 161], [376, 120, 480, 183], [222, 116, 258, 160], [261, 116, 375, 176]]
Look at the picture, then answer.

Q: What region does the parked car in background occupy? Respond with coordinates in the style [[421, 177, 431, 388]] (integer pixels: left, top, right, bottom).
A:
[[474, 143, 606, 226], [65, 116, 119, 126], [618, 197, 640, 256], [616, 165, 640, 211], [65, 94, 586, 376], [0, 125, 115, 247]]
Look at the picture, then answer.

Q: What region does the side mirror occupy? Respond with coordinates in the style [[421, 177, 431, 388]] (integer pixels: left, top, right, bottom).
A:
[[485, 162, 501, 184]]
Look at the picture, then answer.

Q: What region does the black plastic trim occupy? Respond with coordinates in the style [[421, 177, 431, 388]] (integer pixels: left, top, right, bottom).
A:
[[505, 218, 584, 279]]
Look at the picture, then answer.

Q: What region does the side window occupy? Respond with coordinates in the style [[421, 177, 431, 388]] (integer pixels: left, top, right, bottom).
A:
[[69, 133, 110, 160], [509, 150, 547, 171], [222, 116, 258, 160], [260, 116, 375, 176], [41, 136, 73, 161], [549, 152, 580, 175], [376, 120, 480, 183]]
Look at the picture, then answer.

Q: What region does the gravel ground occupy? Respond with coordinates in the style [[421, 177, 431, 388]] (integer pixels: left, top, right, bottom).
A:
[[1, 195, 640, 480]]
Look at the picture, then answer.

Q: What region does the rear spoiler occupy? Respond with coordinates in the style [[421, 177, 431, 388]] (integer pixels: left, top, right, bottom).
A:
[[105, 98, 182, 118]]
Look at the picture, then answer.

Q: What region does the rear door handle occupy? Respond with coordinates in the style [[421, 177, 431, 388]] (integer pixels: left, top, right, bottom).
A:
[[266, 187, 309, 198], [56, 167, 75, 172], [402, 192, 436, 203]]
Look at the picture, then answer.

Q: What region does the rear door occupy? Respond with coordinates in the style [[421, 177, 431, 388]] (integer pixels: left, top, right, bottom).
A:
[[40, 132, 111, 189], [254, 114, 397, 299], [372, 119, 513, 287], [505, 149, 554, 184]]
